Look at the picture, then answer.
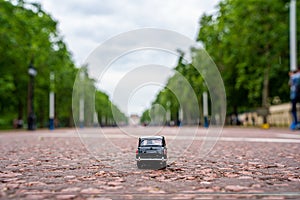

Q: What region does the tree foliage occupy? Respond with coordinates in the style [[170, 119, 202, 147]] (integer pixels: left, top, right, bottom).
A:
[[141, 53, 204, 126], [198, 0, 296, 114], [0, 0, 126, 129], [142, 0, 299, 125]]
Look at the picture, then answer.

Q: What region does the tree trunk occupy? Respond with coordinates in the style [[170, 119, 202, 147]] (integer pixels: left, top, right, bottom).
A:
[[262, 66, 270, 123], [262, 66, 270, 108], [18, 100, 23, 119]]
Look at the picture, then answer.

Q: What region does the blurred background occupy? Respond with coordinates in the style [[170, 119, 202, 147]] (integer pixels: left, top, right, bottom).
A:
[[0, 0, 299, 129]]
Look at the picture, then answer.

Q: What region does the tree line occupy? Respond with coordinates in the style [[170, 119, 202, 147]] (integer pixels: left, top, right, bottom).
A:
[[0, 0, 127, 129], [141, 0, 299, 125]]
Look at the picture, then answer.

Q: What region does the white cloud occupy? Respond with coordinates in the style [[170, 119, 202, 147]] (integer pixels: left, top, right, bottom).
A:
[[93, 49, 177, 115], [34, 0, 220, 64], [30, 0, 220, 115]]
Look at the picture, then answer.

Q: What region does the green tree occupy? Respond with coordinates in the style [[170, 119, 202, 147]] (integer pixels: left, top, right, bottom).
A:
[[0, 0, 64, 128], [0, 0, 127, 129], [95, 90, 127, 126], [142, 53, 205, 126], [198, 0, 293, 114]]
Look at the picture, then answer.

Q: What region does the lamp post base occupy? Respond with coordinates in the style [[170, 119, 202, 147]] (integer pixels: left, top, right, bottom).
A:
[[49, 118, 54, 130], [80, 122, 84, 128], [28, 113, 36, 131], [204, 116, 209, 128]]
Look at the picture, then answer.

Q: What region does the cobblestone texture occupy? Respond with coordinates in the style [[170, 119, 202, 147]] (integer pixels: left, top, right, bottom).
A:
[[0, 127, 299, 199]]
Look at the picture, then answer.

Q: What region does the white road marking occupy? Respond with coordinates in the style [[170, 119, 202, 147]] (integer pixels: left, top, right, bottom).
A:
[[217, 137, 300, 143], [41, 133, 300, 143], [276, 133, 300, 139]]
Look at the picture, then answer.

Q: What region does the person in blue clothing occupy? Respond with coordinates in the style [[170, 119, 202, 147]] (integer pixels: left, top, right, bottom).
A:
[[289, 67, 300, 130]]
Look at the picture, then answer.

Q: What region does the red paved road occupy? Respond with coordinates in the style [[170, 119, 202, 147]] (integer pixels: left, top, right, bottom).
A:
[[0, 127, 300, 199]]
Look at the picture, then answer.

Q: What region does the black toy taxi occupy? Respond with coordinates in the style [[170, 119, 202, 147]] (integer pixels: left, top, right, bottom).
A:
[[135, 136, 167, 169]]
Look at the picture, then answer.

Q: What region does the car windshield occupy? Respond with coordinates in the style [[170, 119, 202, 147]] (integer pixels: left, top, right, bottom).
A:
[[141, 139, 162, 146]]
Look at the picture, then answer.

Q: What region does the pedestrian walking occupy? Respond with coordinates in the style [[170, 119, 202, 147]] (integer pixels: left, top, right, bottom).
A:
[[289, 67, 300, 130]]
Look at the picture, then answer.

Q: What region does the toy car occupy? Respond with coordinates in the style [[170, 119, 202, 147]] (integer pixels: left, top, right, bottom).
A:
[[136, 136, 167, 169]]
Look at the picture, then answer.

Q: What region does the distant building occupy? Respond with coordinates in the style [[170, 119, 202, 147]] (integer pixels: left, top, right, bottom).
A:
[[129, 114, 140, 126]]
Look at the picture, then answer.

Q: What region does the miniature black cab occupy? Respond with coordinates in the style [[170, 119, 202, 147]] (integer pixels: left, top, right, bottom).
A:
[[135, 136, 167, 169]]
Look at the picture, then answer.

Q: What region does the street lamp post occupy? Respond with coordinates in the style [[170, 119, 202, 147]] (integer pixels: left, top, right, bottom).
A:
[[178, 107, 183, 127], [49, 72, 55, 130], [79, 70, 85, 128], [290, 0, 297, 71], [203, 91, 209, 128], [28, 62, 37, 130], [166, 101, 170, 126]]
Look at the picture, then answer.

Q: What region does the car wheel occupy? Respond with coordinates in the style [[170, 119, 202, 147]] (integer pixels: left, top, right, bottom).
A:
[[137, 161, 142, 169], [161, 161, 167, 169]]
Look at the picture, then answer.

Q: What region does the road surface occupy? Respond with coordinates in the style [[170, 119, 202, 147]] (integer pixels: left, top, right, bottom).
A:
[[0, 126, 300, 199]]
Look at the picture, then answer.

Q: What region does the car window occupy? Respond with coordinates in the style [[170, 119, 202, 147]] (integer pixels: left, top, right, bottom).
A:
[[141, 139, 162, 146]]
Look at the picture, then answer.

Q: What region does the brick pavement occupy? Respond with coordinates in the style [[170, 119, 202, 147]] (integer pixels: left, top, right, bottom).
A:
[[0, 127, 300, 199]]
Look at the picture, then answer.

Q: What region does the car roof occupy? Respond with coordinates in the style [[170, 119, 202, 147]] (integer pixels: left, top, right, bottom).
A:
[[139, 136, 164, 140]]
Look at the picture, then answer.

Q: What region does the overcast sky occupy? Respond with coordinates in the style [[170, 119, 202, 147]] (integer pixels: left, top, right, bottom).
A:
[[31, 0, 220, 116]]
